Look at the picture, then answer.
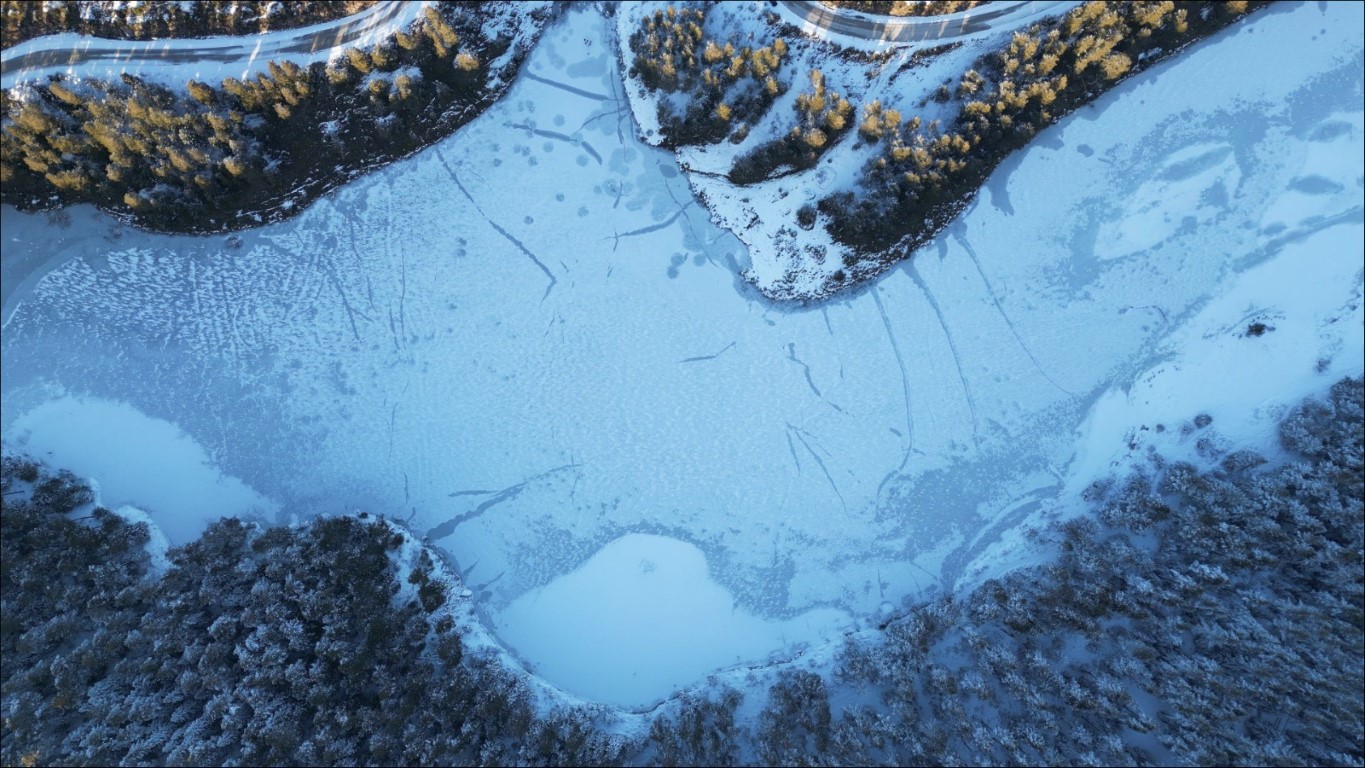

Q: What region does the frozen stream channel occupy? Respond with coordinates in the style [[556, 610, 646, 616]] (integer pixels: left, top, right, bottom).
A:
[[2, 3, 1362, 708]]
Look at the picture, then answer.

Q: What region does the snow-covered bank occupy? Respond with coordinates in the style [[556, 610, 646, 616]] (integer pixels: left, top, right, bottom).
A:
[[2, 1, 1361, 707]]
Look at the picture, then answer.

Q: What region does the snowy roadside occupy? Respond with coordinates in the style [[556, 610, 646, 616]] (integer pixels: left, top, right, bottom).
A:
[[773, 0, 1085, 52], [0, 1, 429, 90], [958, 216, 1365, 592]]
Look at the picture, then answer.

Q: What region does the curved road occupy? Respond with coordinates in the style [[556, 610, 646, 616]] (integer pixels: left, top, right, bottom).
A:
[[776, 0, 1082, 45], [0, 1, 1077, 89], [1, 0, 427, 89]]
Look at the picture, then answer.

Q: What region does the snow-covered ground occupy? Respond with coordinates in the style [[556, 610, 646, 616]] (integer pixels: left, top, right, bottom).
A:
[[1, 1, 1361, 709], [0, 1, 428, 90]]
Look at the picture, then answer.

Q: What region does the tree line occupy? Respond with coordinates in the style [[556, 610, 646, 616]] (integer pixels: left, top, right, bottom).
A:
[[0, 4, 547, 233]]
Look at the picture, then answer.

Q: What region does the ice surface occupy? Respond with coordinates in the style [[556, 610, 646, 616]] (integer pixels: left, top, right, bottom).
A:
[[498, 533, 850, 709], [1, 2, 1361, 706]]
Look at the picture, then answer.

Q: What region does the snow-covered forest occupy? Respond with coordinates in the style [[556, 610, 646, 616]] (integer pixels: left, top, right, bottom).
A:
[[3, 378, 1361, 764]]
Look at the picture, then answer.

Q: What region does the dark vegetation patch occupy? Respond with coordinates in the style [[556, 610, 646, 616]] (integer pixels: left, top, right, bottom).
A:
[[811, 376, 1364, 765]]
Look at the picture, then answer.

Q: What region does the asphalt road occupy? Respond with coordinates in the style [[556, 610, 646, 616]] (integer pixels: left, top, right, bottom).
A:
[[776, 0, 1081, 44], [0, 0, 418, 87]]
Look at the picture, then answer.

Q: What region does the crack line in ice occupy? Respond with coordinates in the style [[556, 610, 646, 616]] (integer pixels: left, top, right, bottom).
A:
[[435, 148, 558, 300], [344, 216, 379, 313], [387, 307, 401, 352], [817, 308, 848, 381], [655, 170, 718, 261], [1120, 304, 1170, 323], [784, 430, 802, 473], [679, 341, 735, 363], [786, 422, 847, 514], [522, 71, 610, 101], [387, 402, 398, 460], [906, 266, 982, 447], [785, 342, 822, 398], [655, 164, 709, 247], [607, 199, 693, 252], [871, 289, 916, 501], [504, 121, 604, 165], [397, 245, 408, 346], [578, 105, 627, 132], [952, 227, 1078, 398], [273, 239, 371, 343], [385, 381, 410, 461], [472, 570, 506, 593], [426, 463, 582, 541], [604, 66, 628, 144]]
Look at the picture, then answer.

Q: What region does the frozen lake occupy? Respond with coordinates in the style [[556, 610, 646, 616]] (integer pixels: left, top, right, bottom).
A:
[[2, 3, 1361, 707]]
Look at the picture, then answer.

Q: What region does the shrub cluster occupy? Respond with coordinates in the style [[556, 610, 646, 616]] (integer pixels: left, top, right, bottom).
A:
[[629, 4, 788, 147], [728, 69, 853, 185]]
